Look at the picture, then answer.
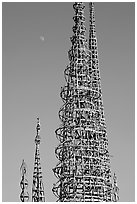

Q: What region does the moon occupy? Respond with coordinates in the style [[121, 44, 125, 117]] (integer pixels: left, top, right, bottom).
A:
[[40, 36, 45, 41]]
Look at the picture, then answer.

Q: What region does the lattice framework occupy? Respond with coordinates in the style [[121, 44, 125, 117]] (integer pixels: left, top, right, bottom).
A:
[[20, 159, 29, 202], [53, 2, 119, 202], [32, 118, 45, 202]]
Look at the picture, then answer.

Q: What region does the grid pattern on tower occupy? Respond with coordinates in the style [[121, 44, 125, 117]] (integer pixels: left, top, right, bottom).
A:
[[32, 118, 45, 202], [52, 2, 119, 202]]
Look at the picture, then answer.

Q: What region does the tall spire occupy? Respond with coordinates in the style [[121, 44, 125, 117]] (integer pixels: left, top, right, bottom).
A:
[[88, 2, 119, 201], [89, 3, 96, 50], [52, 2, 90, 201], [32, 118, 45, 202], [88, 2, 106, 130], [20, 159, 29, 202], [53, 2, 119, 202]]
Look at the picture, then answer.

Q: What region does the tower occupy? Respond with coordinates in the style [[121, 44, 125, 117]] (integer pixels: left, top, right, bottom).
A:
[[112, 173, 119, 202], [20, 159, 29, 202], [52, 2, 119, 202], [32, 118, 45, 202]]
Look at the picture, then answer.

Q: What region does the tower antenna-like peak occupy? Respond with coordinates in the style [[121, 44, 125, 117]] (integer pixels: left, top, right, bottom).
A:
[[35, 117, 41, 145], [32, 118, 45, 202], [36, 117, 40, 133]]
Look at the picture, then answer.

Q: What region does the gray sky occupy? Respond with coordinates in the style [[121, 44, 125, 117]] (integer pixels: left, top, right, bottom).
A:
[[2, 2, 135, 202]]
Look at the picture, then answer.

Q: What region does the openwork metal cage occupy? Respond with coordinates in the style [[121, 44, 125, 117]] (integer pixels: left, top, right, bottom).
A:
[[52, 2, 119, 202], [32, 118, 45, 202], [20, 118, 45, 202]]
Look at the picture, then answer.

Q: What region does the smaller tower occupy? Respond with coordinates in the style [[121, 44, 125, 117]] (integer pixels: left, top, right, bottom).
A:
[[32, 118, 45, 202], [20, 159, 29, 202], [112, 173, 119, 201]]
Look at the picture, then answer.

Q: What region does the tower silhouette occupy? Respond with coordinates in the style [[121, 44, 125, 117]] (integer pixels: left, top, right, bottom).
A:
[[20, 159, 29, 202], [20, 118, 45, 202], [52, 2, 119, 202], [32, 118, 45, 202]]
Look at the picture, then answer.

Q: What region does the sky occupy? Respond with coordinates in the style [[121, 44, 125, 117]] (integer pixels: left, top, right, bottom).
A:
[[2, 2, 135, 202]]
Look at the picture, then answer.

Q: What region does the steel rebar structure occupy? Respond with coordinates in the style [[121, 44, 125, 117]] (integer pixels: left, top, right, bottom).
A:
[[32, 118, 45, 202], [52, 2, 119, 202], [20, 159, 29, 202], [88, 3, 119, 201]]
